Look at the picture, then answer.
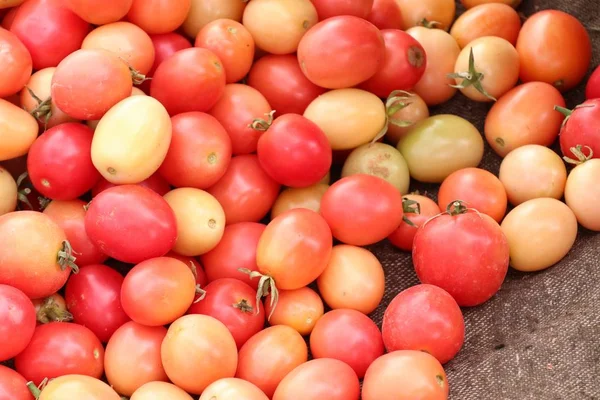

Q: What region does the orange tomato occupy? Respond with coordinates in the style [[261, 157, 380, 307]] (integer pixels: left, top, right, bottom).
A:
[[64, 0, 133, 25], [264, 287, 324, 336], [0, 166, 17, 216], [131, 382, 193, 400], [127, 0, 191, 35], [36, 375, 120, 400], [200, 378, 269, 400], [0, 27, 32, 98], [396, 0, 455, 31], [0, 98, 39, 161], [450, 3, 521, 48], [182, 0, 247, 39], [461, 0, 521, 9], [271, 184, 329, 220]]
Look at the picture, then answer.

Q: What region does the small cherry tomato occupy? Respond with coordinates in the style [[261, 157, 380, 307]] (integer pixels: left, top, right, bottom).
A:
[[0, 365, 33, 400], [450, 3, 521, 48], [385, 92, 430, 145], [64, 0, 133, 25], [127, 0, 191, 35], [182, 0, 247, 39], [0, 98, 39, 161], [200, 378, 268, 400], [0, 26, 32, 98], [131, 382, 193, 400], [558, 99, 600, 161], [0, 285, 36, 361], [264, 287, 324, 336], [388, 194, 441, 252], [565, 156, 600, 232], [366, 0, 403, 29], [396, 0, 455, 31], [586, 65, 600, 100], [271, 184, 329, 219], [0, 165, 17, 216]]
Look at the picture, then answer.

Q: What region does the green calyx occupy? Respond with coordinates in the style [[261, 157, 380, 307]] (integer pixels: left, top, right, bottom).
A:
[[448, 48, 497, 101]]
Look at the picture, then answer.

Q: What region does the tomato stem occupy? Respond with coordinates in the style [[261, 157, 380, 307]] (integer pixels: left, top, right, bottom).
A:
[[193, 284, 207, 303], [417, 18, 442, 29], [26, 87, 53, 130], [233, 299, 254, 314], [57, 241, 79, 274], [36, 296, 73, 324], [26, 381, 42, 399], [554, 105, 573, 118], [248, 110, 276, 131], [563, 145, 594, 165], [446, 200, 469, 216], [447, 48, 497, 101], [238, 268, 279, 321]]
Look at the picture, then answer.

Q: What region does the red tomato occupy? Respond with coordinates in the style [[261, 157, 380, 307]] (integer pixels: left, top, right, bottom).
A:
[[310, 309, 384, 378], [151, 47, 226, 115], [84, 185, 177, 264], [187, 278, 265, 349], [158, 112, 232, 189], [310, 0, 373, 19], [257, 114, 332, 188], [388, 194, 441, 252], [382, 284, 465, 364], [65, 264, 130, 343], [0, 285, 36, 361], [558, 99, 600, 161], [247, 54, 326, 116], [586, 66, 600, 100], [320, 174, 403, 246], [0, 365, 33, 400], [413, 202, 510, 307], [360, 29, 427, 98], [92, 173, 171, 198], [207, 155, 281, 224], [15, 322, 104, 385], [298, 16, 384, 89], [0, 27, 32, 98], [126, 0, 191, 35], [64, 0, 133, 25], [367, 0, 404, 29], [10, 0, 90, 70], [139, 32, 191, 93]]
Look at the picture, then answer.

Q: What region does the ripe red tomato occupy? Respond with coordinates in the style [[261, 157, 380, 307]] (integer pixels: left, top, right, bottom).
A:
[[10, 0, 90, 70], [65, 264, 130, 343], [0, 27, 32, 98], [188, 278, 265, 349], [310, 0, 374, 19], [151, 47, 226, 115], [139, 32, 192, 93], [126, 0, 191, 35], [586, 66, 600, 100], [297, 16, 385, 89], [413, 202, 510, 307], [0, 285, 36, 362], [64, 0, 133, 25], [388, 194, 441, 252], [360, 29, 427, 98], [557, 99, 600, 161], [0, 365, 33, 400], [92, 173, 171, 198], [367, 0, 404, 29], [15, 322, 104, 385], [383, 284, 465, 364], [310, 309, 384, 378], [320, 174, 404, 246], [85, 185, 177, 264]]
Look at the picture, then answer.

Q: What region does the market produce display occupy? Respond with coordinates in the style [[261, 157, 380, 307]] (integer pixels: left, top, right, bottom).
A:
[[0, 0, 599, 399]]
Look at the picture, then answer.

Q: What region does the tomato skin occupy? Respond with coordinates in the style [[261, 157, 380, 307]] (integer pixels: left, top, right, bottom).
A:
[[298, 16, 385, 89], [367, 0, 403, 29], [264, 287, 324, 336], [388, 194, 441, 252], [450, 3, 521, 48], [139, 32, 191, 93], [271, 183, 328, 220], [92, 173, 171, 198], [586, 66, 600, 100], [15, 322, 104, 385], [200, 378, 268, 400], [565, 159, 600, 231], [462, 0, 521, 7], [0, 98, 39, 162], [310, 309, 385, 378], [182, 0, 247, 39], [311, 0, 373, 19], [84, 185, 177, 264], [0, 365, 33, 400], [37, 375, 120, 400], [64, 0, 133, 25], [0, 285, 36, 362], [0, 166, 17, 216], [559, 99, 600, 161], [132, 382, 193, 400], [396, 0, 455, 31], [165, 252, 208, 296], [0, 27, 32, 98], [127, 0, 191, 35]]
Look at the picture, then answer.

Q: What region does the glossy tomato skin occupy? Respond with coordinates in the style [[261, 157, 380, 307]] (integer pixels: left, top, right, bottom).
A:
[[92, 173, 171, 198], [297, 16, 385, 89], [0, 99, 39, 162], [0, 365, 33, 400], [200, 378, 268, 400], [0, 27, 32, 98], [559, 99, 600, 160], [565, 159, 600, 231], [311, 0, 373, 19], [64, 0, 133, 25], [586, 66, 600, 100], [84, 185, 177, 264], [450, 3, 521, 48], [126, 0, 191, 35], [367, 0, 403, 29], [0, 285, 36, 362], [388, 194, 441, 252], [264, 287, 324, 336], [65, 264, 130, 343], [139, 32, 191, 93], [15, 322, 104, 385]]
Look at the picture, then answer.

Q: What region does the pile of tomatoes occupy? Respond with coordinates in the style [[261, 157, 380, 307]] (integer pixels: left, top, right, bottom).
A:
[[0, 0, 599, 399]]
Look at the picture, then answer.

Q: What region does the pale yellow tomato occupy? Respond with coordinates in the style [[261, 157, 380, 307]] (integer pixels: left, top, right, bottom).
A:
[[130, 381, 193, 400], [565, 159, 600, 231], [200, 378, 269, 400], [264, 287, 324, 336], [164, 188, 225, 256], [92, 96, 172, 184], [0, 98, 39, 161], [271, 184, 329, 220], [396, 0, 455, 31], [87, 87, 146, 132], [450, 3, 521, 48], [501, 198, 578, 272], [304, 88, 386, 150], [499, 145, 567, 206], [385, 92, 430, 145], [182, 0, 247, 39], [38, 375, 120, 400], [0, 166, 17, 216]]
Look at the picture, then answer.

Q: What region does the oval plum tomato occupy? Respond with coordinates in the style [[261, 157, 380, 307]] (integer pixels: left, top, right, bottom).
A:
[[360, 29, 427, 97], [64, 0, 133, 25], [188, 278, 265, 349], [139, 32, 192, 93], [10, 0, 90, 70], [195, 19, 255, 84], [0, 98, 39, 161], [413, 202, 509, 306], [565, 157, 600, 231], [264, 287, 324, 336], [0, 27, 32, 98], [33, 293, 71, 324], [151, 47, 225, 115], [85, 185, 177, 263], [237, 325, 308, 398], [298, 16, 384, 89], [450, 3, 521, 48], [27, 123, 100, 200], [388, 194, 441, 252], [320, 175, 403, 246], [34, 375, 120, 400], [104, 322, 168, 396], [0, 365, 33, 400], [0, 166, 17, 216], [65, 264, 130, 342], [501, 198, 578, 272], [200, 378, 268, 400], [127, 0, 191, 35], [396, 0, 455, 30], [406, 27, 460, 106], [311, 0, 373, 19], [485, 82, 565, 157], [182, 0, 247, 39], [586, 66, 600, 100], [383, 284, 464, 364], [273, 359, 360, 400], [162, 314, 238, 394], [271, 184, 329, 219], [517, 10, 591, 91], [51, 49, 133, 121], [200, 222, 266, 289], [207, 155, 281, 224], [367, 0, 403, 29], [247, 54, 326, 116], [15, 322, 104, 385], [121, 257, 196, 326], [362, 350, 449, 400], [92, 173, 171, 198], [558, 99, 600, 161], [132, 382, 193, 400], [310, 309, 384, 378], [0, 211, 76, 299], [0, 285, 36, 361], [462, 0, 521, 7]]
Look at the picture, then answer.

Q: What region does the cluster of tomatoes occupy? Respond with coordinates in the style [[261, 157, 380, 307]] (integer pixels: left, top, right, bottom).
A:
[[1, 0, 599, 399]]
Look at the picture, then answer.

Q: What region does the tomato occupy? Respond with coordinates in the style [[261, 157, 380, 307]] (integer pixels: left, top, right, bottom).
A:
[[310, 0, 373, 19], [10, 0, 90, 70], [298, 16, 384, 89], [310, 309, 384, 378], [517, 10, 591, 91], [138, 32, 191, 93], [462, 0, 521, 7], [182, 0, 246, 39], [34, 375, 120, 400], [367, 0, 403, 29], [406, 27, 460, 106], [586, 66, 600, 100], [0, 98, 39, 161], [165, 252, 208, 296], [263, 287, 323, 336], [131, 382, 193, 400], [362, 350, 449, 400], [200, 378, 268, 400], [0, 285, 36, 361], [104, 322, 168, 396], [501, 198, 578, 272], [450, 3, 521, 48], [32, 293, 71, 324], [0, 27, 32, 98], [485, 82, 565, 157], [127, 0, 191, 35], [273, 359, 361, 400], [237, 325, 308, 397], [64, 0, 133, 25], [499, 145, 567, 206], [385, 92, 430, 145], [558, 99, 600, 161], [0, 365, 33, 400], [564, 155, 600, 231], [388, 194, 441, 252], [413, 202, 509, 306], [0, 166, 17, 216], [396, 0, 455, 30], [271, 184, 329, 219], [207, 155, 281, 224], [92, 173, 171, 198], [247, 54, 326, 116], [15, 322, 103, 385]]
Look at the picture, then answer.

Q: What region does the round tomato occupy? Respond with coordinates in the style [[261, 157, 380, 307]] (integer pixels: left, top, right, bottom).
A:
[[557, 99, 600, 161], [32, 293, 71, 324], [0, 365, 33, 400], [0, 285, 36, 361], [385, 92, 430, 145], [0, 98, 39, 161], [139, 32, 191, 92], [388, 195, 441, 252], [396, 0, 455, 30], [200, 378, 267, 400], [311, 0, 373, 19], [131, 382, 193, 400], [182, 0, 247, 39], [127, 0, 191, 35], [586, 65, 600, 100], [264, 287, 324, 336], [0, 27, 32, 98], [450, 3, 521, 48], [565, 156, 600, 232], [64, 0, 133, 25], [271, 184, 329, 219], [34, 375, 120, 400], [0, 165, 17, 216], [92, 173, 171, 198]]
